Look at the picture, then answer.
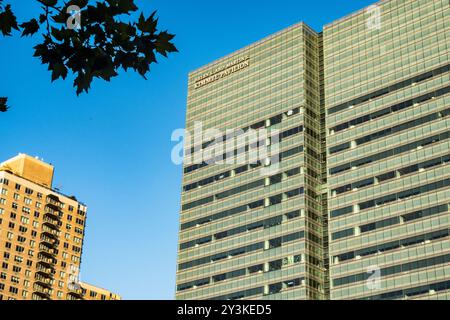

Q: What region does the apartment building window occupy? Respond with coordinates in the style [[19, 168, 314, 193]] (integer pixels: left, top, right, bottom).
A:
[[25, 188, 33, 195], [1, 262, 7, 270], [18, 226, 27, 233], [35, 202, 41, 209], [0, 178, 9, 185], [9, 286, 18, 294], [32, 221, 38, 228], [22, 207, 30, 214], [0, 272, 6, 280], [0, 198, 6, 205], [15, 245, 24, 253], [0, 284, 4, 291], [31, 231, 37, 237], [26, 260, 32, 267], [37, 192, 42, 199], [5, 242, 11, 249], [72, 246, 81, 253], [12, 202, 18, 210], [24, 197, 32, 205], [12, 266, 21, 273], [20, 216, 29, 224], [11, 276, 19, 284], [22, 290, 28, 298], [24, 270, 31, 277], [3, 252, 9, 259], [10, 212, 16, 219], [1, 188, 7, 195], [27, 250, 34, 257], [13, 193, 19, 200], [14, 256, 23, 263], [7, 232, 13, 240], [8, 222, 14, 229]]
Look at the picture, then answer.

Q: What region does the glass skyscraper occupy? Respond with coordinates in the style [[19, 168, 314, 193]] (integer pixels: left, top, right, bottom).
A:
[[325, 0, 450, 300], [176, 0, 450, 300]]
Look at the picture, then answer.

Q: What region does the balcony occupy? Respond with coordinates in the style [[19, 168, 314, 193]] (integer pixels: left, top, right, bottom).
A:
[[46, 194, 61, 207], [43, 220, 60, 231], [40, 234, 57, 248], [38, 244, 56, 255], [33, 284, 51, 299], [67, 285, 84, 300], [43, 212, 60, 225], [42, 228, 60, 240], [38, 250, 57, 262], [37, 260, 56, 273], [34, 274, 53, 289], [36, 269, 54, 280], [37, 254, 57, 267]]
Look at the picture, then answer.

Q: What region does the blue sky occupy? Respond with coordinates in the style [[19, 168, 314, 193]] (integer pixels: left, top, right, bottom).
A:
[[0, 0, 374, 299]]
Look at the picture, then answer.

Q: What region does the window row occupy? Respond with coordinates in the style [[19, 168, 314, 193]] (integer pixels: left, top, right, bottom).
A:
[[180, 185, 305, 231], [333, 253, 450, 287], [183, 124, 304, 175], [178, 230, 307, 271], [327, 63, 449, 115], [329, 129, 450, 176], [331, 177, 450, 218], [182, 166, 303, 211], [331, 153, 450, 196], [333, 228, 449, 264], [329, 106, 450, 155], [329, 83, 450, 134]]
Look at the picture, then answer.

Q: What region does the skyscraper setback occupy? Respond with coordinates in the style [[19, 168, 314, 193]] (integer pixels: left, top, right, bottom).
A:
[[176, 0, 450, 300]]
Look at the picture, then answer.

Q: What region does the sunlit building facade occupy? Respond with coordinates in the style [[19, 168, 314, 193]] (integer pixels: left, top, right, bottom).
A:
[[176, 23, 327, 300], [325, 0, 450, 300], [0, 154, 119, 300], [177, 0, 450, 300]]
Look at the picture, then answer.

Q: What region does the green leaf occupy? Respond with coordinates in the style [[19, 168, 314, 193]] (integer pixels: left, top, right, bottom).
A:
[[51, 10, 67, 24], [73, 72, 92, 95], [38, 0, 58, 7], [51, 63, 68, 82], [109, 0, 138, 14], [0, 4, 19, 36], [39, 14, 47, 24], [155, 31, 178, 57], [51, 26, 65, 41], [0, 97, 8, 112], [20, 19, 40, 37], [137, 11, 157, 33], [67, 0, 88, 9]]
